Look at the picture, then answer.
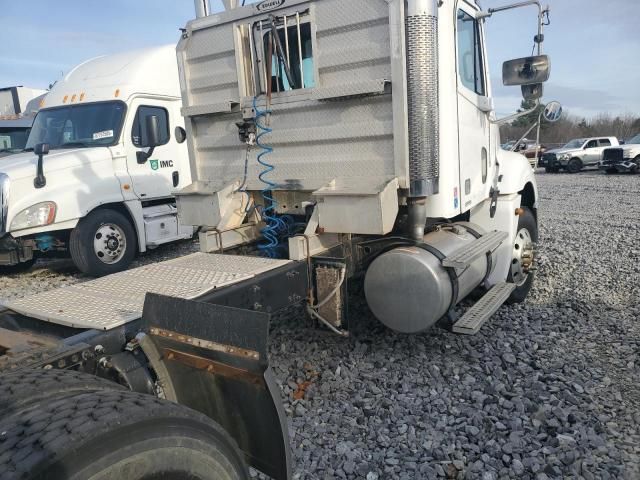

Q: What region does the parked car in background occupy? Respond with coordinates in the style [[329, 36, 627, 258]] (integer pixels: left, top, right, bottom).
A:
[[599, 133, 640, 174], [501, 139, 545, 168], [539, 136, 619, 173]]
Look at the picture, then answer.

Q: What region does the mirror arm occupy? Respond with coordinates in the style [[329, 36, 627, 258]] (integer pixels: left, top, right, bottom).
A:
[[479, 1, 547, 55], [490, 99, 540, 126], [34, 154, 46, 189], [136, 146, 156, 164]]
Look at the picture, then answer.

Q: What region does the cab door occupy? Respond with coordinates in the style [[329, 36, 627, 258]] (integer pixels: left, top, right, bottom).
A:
[[125, 98, 182, 200], [456, 3, 491, 211], [582, 139, 600, 166]]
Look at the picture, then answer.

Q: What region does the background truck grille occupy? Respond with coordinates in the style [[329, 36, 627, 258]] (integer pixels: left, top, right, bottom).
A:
[[0, 173, 9, 234], [541, 153, 556, 165], [602, 148, 623, 162]]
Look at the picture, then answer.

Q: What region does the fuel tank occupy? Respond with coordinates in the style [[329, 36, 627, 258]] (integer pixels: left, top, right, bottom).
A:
[[364, 223, 496, 333]]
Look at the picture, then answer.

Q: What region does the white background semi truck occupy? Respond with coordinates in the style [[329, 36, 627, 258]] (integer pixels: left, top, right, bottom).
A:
[[0, 1, 556, 479], [0, 46, 193, 275], [0, 86, 46, 158]]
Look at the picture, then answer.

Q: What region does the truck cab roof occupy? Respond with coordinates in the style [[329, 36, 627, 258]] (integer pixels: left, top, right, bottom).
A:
[[43, 45, 181, 109]]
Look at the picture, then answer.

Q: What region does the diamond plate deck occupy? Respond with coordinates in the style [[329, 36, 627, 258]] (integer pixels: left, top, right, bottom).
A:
[[452, 282, 516, 335], [3, 253, 290, 330], [442, 230, 508, 269]]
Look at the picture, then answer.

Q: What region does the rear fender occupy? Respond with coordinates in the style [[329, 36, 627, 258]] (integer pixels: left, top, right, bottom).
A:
[[139, 293, 291, 480]]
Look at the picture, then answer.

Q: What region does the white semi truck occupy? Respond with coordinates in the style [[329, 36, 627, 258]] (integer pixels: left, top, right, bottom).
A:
[[0, 1, 555, 479], [0, 46, 193, 275], [0, 86, 46, 158]]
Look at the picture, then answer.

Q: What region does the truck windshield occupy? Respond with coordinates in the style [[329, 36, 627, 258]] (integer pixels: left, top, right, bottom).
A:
[[626, 134, 640, 145], [0, 127, 30, 153], [25, 101, 126, 151], [563, 139, 586, 149]]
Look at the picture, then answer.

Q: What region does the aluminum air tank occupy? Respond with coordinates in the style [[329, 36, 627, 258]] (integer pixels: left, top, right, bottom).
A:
[[364, 223, 496, 333]]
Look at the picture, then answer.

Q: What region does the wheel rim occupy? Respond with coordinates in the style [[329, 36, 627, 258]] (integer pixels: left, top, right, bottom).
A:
[[93, 223, 127, 264], [511, 227, 534, 286]]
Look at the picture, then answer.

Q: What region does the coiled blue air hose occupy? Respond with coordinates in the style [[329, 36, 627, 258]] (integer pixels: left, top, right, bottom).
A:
[[253, 96, 288, 255]]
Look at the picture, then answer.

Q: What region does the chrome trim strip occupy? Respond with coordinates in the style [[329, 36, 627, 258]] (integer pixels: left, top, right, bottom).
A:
[[0, 173, 9, 235]]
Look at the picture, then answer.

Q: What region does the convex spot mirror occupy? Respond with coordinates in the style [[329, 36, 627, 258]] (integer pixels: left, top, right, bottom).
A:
[[542, 101, 563, 123], [503, 55, 550, 86]]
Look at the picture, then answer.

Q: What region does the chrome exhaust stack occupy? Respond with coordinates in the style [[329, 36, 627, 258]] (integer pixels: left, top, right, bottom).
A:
[[406, 0, 440, 240], [193, 0, 210, 18]]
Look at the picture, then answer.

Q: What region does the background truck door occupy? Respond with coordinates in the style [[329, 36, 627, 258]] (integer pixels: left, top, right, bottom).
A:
[[456, 5, 491, 211], [583, 139, 600, 166], [125, 99, 182, 200]]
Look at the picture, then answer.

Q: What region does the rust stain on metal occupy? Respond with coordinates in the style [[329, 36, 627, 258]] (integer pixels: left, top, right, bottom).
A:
[[162, 349, 262, 386], [149, 326, 260, 361]]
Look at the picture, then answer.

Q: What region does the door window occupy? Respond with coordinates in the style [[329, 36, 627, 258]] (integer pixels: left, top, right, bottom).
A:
[[457, 10, 485, 96], [599, 139, 612, 147], [132, 106, 169, 148], [585, 140, 598, 149]]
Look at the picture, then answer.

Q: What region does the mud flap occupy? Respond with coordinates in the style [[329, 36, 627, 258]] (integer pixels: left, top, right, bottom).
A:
[[140, 293, 291, 480]]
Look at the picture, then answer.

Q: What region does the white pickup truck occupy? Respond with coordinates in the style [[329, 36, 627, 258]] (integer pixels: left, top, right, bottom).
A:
[[539, 136, 620, 173], [0, 46, 193, 275]]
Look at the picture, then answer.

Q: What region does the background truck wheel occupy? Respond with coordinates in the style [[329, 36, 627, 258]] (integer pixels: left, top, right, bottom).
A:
[[0, 388, 249, 480], [566, 158, 582, 173], [70, 208, 137, 276], [507, 207, 538, 304], [0, 368, 123, 421]]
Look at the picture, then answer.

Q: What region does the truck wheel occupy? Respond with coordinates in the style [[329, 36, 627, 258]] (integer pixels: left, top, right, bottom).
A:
[[507, 207, 538, 304], [0, 389, 249, 480], [566, 158, 582, 173], [70, 208, 137, 276], [0, 368, 123, 421]]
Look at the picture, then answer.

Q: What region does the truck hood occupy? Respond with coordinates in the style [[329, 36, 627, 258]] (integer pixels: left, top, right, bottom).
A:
[[0, 147, 112, 181], [545, 147, 580, 156], [618, 144, 640, 156]]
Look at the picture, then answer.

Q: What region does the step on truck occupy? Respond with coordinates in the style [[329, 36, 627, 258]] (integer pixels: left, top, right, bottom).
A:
[[0, 46, 194, 276], [0, 1, 554, 478]]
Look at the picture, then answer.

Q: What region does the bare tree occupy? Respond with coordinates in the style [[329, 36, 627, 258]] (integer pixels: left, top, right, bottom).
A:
[[500, 110, 640, 147]]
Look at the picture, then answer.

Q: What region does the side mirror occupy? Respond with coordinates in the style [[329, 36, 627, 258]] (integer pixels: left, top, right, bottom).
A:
[[34, 143, 50, 156], [137, 115, 161, 164], [521, 83, 543, 101], [146, 115, 161, 148], [503, 55, 551, 86], [34, 143, 50, 189]]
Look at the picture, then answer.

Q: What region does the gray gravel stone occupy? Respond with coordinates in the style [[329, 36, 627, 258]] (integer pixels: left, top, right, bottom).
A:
[[3, 172, 640, 480]]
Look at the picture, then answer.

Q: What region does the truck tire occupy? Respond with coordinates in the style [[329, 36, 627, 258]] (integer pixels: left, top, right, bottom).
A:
[[0, 389, 249, 480], [70, 208, 137, 276], [0, 368, 123, 422], [507, 207, 538, 304], [566, 158, 582, 173]]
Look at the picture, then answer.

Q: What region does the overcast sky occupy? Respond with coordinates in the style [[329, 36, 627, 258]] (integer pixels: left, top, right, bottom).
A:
[[1, 0, 638, 119]]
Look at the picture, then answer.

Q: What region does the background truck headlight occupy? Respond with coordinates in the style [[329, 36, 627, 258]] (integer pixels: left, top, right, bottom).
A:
[[10, 202, 57, 231], [559, 154, 571, 163]]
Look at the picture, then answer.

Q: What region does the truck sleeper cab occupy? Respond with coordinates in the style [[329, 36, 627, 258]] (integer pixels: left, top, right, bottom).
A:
[[0, 46, 193, 276]]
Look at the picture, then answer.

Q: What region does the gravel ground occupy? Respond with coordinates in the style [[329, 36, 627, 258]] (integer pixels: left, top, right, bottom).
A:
[[1, 171, 639, 479]]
